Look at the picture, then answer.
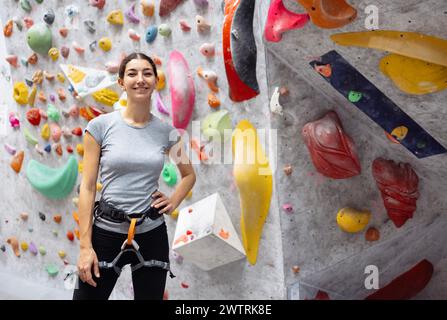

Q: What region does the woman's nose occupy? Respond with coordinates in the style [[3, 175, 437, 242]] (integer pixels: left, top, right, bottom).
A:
[[137, 72, 145, 83]]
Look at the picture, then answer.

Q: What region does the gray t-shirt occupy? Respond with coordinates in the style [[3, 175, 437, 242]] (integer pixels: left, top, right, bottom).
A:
[[84, 110, 179, 234]]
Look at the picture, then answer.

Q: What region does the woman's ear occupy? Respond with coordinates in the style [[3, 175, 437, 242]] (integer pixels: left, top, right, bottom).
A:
[[118, 78, 125, 90]]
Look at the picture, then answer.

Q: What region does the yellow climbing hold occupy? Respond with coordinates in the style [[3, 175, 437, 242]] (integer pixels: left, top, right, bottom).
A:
[[48, 47, 59, 61], [156, 69, 166, 91], [92, 88, 119, 106], [41, 123, 50, 140], [57, 73, 65, 83], [13, 82, 29, 105], [78, 161, 83, 173], [99, 37, 112, 52], [232, 120, 273, 265], [28, 85, 37, 107], [76, 143, 84, 156], [170, 208, 179, 220], [21, 242, 29, 251], [331, 30, 447, 67], [96, 182, 103, 191], [68, 65, 86, 84], [186, 190, 192, 199], [58, 250, 66, 259], [107, 10, 124, 25], [380, 54, 447, 95], [336, 207, 371, 233], [390, 126, 409, 141]]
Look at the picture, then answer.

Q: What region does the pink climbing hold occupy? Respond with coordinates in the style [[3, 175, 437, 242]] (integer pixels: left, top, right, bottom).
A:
[[264, 0, 309, 43], [167, 50, 195, 130], [282, 203, 293, 213]]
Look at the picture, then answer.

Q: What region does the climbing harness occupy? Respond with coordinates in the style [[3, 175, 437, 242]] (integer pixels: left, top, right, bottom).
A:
[[93, 193, 175, 278]]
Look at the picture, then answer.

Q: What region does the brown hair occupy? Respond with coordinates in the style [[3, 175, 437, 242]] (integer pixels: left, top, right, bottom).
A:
[[118, 52, 158, 79]]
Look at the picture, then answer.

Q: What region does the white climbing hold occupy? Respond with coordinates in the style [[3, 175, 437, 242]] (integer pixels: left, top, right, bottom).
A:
[[270, 87, 283, 115]]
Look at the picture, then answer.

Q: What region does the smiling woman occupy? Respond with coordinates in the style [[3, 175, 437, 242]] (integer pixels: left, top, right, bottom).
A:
[[73, 52, 196, 300]]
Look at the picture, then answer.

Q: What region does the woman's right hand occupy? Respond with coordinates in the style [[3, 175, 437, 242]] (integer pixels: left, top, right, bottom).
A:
[[77, 247, 100, 287]]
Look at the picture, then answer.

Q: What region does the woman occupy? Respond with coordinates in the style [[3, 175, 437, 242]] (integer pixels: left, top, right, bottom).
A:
[[73, 52, 195, 300]]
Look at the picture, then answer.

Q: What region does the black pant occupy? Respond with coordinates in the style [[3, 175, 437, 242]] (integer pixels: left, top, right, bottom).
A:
[[73, 222, 169, 300]]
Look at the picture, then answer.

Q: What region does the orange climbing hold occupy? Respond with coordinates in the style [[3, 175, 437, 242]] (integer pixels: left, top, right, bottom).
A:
[[297, 0, 357, 29], [219, 228, 229, 239], [10, 150, 24, 173], [208, 93, 220, 108]]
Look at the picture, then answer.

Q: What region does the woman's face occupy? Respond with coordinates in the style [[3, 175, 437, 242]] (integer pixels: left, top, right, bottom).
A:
[[118, 58, 157, 102]]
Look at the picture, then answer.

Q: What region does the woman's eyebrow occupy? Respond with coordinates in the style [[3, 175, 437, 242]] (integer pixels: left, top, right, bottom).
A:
[[127, 68, 153, 72]]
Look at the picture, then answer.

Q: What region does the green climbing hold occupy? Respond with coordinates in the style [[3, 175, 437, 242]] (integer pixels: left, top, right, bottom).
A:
[[45, 264, 59, 277], [20, 0, 32, 12], [162, 163, 177, 186], [158, 24, 171, 37], [24, 127, 39, 145], [27, 23, 53, 55], [201, 109, 232, 141], [348, 91, 362, 103], [35, 0, 44, 3], [47, 104, 61, 122], [39, 246, 46, 255], [26, 155, 78, 199]]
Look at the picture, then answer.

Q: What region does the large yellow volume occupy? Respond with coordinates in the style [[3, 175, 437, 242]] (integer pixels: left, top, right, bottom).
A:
[[331, 30, 447, 67], [232, 120, 272, 265]]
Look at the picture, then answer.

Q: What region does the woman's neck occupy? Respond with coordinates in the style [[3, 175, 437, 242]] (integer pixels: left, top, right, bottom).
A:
[[122, 100, 152, 124]]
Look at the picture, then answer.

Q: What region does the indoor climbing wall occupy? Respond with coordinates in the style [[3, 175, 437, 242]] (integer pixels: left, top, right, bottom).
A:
[[261, 0, 447, 299], [0, 0, 285, 299]]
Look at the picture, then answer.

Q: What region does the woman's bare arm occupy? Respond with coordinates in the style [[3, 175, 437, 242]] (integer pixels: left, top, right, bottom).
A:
[[78, 132, 101, 249], [160, 139, 196, 213]]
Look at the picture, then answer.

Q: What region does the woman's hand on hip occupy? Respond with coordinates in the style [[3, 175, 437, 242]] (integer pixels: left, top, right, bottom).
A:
[[151, 191, 175, 215]]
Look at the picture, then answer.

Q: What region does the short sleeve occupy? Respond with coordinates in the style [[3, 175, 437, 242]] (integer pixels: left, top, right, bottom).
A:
[[84, 117, 104, 146]]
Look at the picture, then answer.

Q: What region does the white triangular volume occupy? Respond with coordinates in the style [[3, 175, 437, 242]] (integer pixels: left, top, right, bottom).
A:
[[172, 193, 246, 271], [59, 64, 119, 98]]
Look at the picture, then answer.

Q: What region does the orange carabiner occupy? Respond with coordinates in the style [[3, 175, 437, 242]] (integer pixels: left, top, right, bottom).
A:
[[127, 218, 137, 245]]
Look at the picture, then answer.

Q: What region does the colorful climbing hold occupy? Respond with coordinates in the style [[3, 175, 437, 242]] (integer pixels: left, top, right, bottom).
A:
[[199, 43, 215, 57], [314, 63, 332, 77], [27, 23, 53, 55], [43, 9, 55, 25], [282, 203, 293, 213], [145, 25, 158, 43], [45, 264, 59, 277], [158, 24, 172, 37], [390, 126, 409, 141], [26, 156, 79, 199], [159, 0, 184, 17], [141, 0, 155, 17], [264, 0, 309, 42], [126, 3, 140, 24], [9, 112, 20, 129], [179, 20, 191, 32], [283, 164, 293, 176], [21, 242, 29, 252], [29, 242, 38, 255], [7, 237, 21, 257], [4, 143, 17, 155], [336, 207, 371, 233], [39, 246, 46, 255], [365, 227, 380, 242], [58, 250, 66, 259], [348, 90, 362, 102], [53, 215, 62, 224], [67, 231, 75, 241], [24, 128, 39, 145], [107, 10, 124, 25], [197, 67, 219, 92], [162, 163, 178, 186], [13, 82, 29, 105], [99, 37, 112, 52], [4, 19, 13, 37], [10, 151, 24, 174], [196, 15, 210, 33]]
